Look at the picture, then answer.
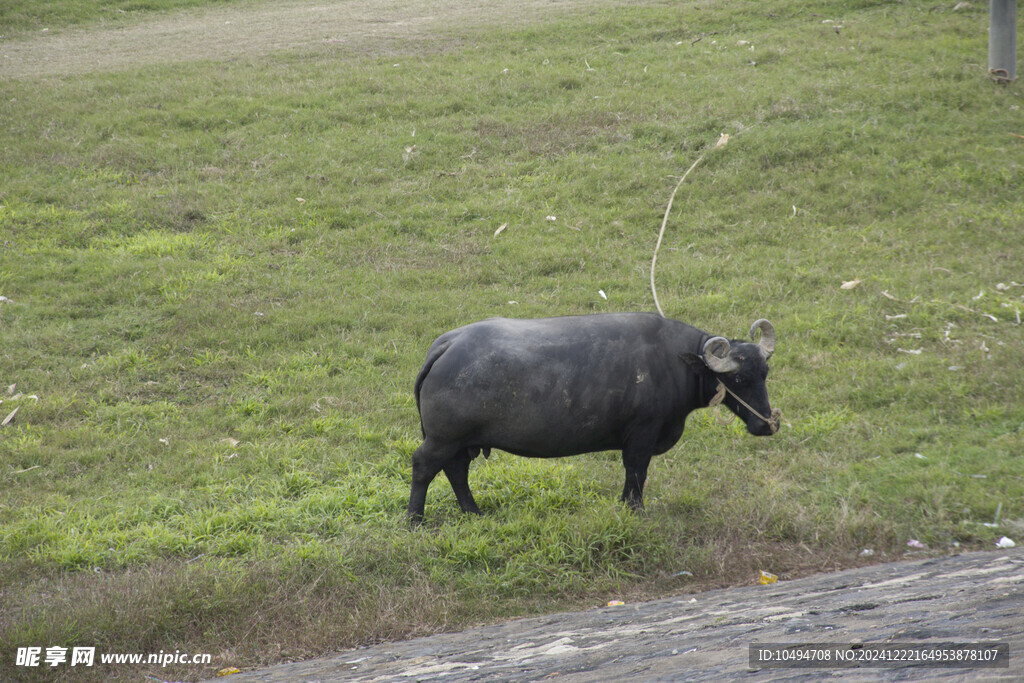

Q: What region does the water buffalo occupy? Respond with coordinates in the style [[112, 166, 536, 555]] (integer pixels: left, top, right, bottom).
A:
[[407, 313, 778, 521]]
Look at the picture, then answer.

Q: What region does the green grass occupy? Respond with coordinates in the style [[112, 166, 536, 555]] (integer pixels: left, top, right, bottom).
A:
[[2, 0, 1023, 679]]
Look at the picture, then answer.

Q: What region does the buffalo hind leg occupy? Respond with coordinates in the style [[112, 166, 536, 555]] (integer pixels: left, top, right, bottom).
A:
[[443, 448, 482, 515], [408, 438, 460, 523], [620, 448, 654, 512]]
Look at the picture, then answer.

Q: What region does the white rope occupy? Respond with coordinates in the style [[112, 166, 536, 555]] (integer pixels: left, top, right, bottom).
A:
[[650, 133, 730, 317], [708, 380, 782, 434]]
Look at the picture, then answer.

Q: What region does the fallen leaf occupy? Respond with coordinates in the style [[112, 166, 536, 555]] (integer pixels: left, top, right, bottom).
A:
[[1, 406, 18, 427], [840, 279, 862, 290], [494, 223, 507, 237]]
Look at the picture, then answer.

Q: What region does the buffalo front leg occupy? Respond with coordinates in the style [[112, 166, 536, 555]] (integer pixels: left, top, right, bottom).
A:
[[443, 448, 482, 515], [620, 448, 653, 512], [407, 438, 456, 523]]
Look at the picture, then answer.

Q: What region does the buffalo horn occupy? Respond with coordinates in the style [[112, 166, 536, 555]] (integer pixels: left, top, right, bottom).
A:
[[749, 319, 775, 360], [702, 336, 740, 374]]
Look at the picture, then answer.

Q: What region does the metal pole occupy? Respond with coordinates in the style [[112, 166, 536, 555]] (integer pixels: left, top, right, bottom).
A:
[[989, 0, 1017, 81]]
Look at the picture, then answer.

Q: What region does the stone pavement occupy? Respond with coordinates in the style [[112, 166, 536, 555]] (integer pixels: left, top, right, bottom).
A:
[[221, 548, 1023, 682]]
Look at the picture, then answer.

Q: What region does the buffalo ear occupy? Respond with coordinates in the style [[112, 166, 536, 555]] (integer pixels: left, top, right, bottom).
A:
[[681, 352, 709, 374]]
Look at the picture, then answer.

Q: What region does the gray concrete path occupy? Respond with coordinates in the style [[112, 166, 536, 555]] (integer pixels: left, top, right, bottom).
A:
[[221, 548, 1023, 682]]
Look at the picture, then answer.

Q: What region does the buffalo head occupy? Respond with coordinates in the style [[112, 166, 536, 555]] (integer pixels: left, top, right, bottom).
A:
[[686, 319, 778, 436]]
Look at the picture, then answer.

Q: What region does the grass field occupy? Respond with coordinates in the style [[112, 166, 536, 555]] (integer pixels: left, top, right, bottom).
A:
[[2, 0, 1023, 679]]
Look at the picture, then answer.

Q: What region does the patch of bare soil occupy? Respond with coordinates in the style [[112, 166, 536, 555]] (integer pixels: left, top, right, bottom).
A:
[[0, 0, 616, 79]]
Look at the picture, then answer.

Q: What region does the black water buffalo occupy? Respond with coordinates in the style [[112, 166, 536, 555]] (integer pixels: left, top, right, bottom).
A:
[[407, 313, 778, 521]]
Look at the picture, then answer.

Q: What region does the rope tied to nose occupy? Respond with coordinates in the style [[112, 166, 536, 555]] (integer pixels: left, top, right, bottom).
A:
[[707, 381, 782, 434], [649, 129, 783, 435]]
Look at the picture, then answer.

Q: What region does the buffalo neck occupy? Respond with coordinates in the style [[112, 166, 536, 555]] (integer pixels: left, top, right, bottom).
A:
[[693, 330, 718, 408]]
